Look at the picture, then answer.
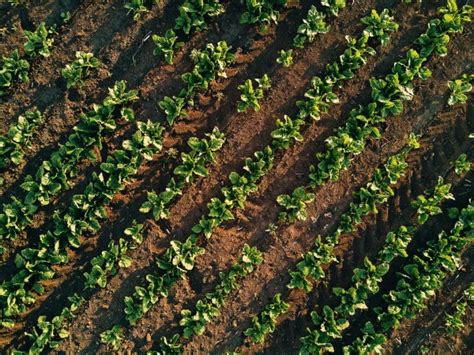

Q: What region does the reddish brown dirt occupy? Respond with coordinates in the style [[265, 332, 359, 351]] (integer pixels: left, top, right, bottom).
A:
[[0, 0, 473, 353]]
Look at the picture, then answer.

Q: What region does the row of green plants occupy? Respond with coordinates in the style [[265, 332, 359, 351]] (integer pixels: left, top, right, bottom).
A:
[[241, 1, 473, 345], [0, 118, 163, 330], [344, 200, 474, 354], [12, 127, 227, 352], [299, 175, 457, 354], [106, 6, 398, 337], [12, 222, 146, 354], [237, 0, 350, 113], [272, 7, 399, 223], [0, 81, 138, 246], [101, 244, 263, 352], [140, 127, 225, 220], [152, 0, 225, 64], [443, 282, 474, 335], [0, 110, 43, 169], [158, 40, 235, 126], [243, 135, 419, 345], [418, 282, 474, 353], [0, 22, 55, 96], [276, 1, 472, 227], [276, 0, 349, 67], [6, 31, 241, 352]]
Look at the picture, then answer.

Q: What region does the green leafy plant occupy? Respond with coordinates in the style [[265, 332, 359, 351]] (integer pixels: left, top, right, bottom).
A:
[[157, 334, 183, 354], [24, 22, 55, 58], [175, 0, 224, 34], [179, 245, 262, 338], [444, 301, 467, 335], [152, 29, 184, 65], [244, 294, 289, 343], [277, 186, 315, 223], [100, 325, 123, 350], [240, 0, 287, 31], [453, 153, 471, 175], [361, 9, 399, 46], [411, 177, 454, 224], [61, 51, 101, 89], [237, 74, 271, 112], [294, 5, 330, 48], [140, 127, 225, 220], [124, 0, 156, 21], [158, 41, 235, 126], [447, 73, 474, 105], [321, 0, 346, 17], [276, 49, 293, 67], [271, 115, 304, 149], [0, 49, 30, 96], [0, 110, 43, 168]]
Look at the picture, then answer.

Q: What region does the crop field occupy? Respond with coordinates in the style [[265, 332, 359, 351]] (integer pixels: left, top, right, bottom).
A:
[[0, 0, 473, 354]]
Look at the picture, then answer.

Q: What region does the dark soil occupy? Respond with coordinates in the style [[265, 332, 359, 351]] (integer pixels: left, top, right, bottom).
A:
[[0, 0, 473, 353]]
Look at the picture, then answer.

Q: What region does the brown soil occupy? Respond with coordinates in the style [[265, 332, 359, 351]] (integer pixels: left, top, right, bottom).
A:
[[0, 0, 473, 353]]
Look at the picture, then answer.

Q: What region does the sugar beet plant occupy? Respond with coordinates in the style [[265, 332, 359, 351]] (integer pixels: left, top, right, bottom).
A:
[[240, 0, 287, 31], [0, 49, 29, 96], [344, 201, 474, 354], [237, 74, 271, 112], [15, 126, 227, 352], [243, 135, 419, 344], [243, 2, 473, 343], [447, 72, 474, 106], [128, 245, 263, 353], [277, 2, 472, 226], [0, 110, 43, 169], [292, 0, 348, 49], [175, 0, 224, 34], [0, 119, 163, 329], [20, 223, 145, 353], [0, 81, 138, 246], [140, 127, 225, 221], [158, 41, 235, 126], [151, 0, 225, 64], [124, 0, 158, 21], [443, 283, 473, 336], [23, 22, 56, 58], [0, 22, 54, 97], [61, 51, 101, 89], [299, 176, 456, 354], [109, 7, 399, 333]]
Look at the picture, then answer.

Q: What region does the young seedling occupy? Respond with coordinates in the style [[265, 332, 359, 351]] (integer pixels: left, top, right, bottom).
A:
[[152, 29, 184, 65], [237, 74, 271, 112], [277, 49, 293, 67], [61, 51, 101, 89], [447, 73, 474, 106], [24, 22, 55, 58]]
